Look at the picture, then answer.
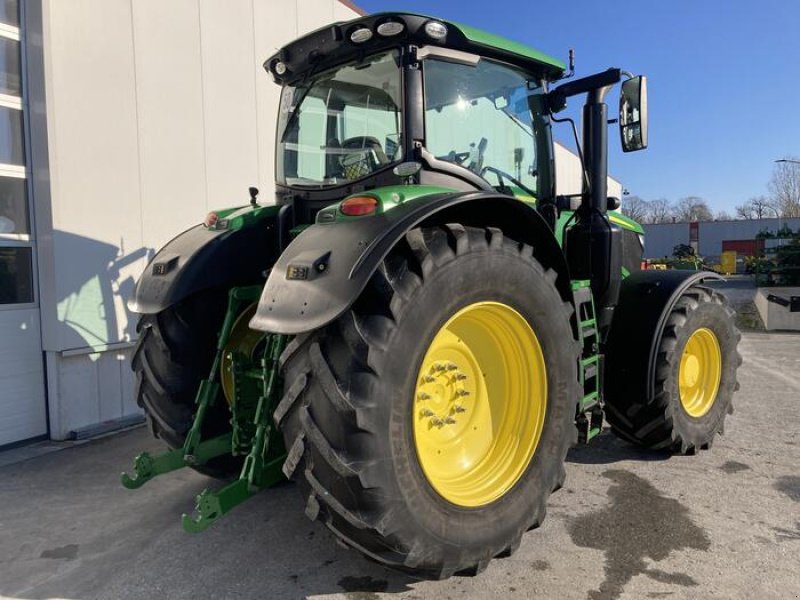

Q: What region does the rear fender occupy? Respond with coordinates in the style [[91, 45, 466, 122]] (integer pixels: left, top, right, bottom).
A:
[[250, 191, 573, 334], [128, 206, 281, 314], [605, 270, 723, 403]]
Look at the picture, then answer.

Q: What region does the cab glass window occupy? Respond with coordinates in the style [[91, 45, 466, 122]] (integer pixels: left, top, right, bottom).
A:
[[424, 58, 545, 198], [277, 51, 402, 187]]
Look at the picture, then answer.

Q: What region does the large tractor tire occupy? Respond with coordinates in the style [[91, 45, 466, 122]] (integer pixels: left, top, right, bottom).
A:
[[132, 289, 241, 478], [277, 224, 580, 578], [604, 285, 741, 453]]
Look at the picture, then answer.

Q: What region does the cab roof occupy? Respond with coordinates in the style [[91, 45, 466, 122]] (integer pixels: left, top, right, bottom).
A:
[[266, 12, 566, 85]]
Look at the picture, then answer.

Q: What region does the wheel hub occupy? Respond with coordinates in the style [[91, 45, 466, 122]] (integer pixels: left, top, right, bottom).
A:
[[220, 304, 263, 406], [412, 301, 547, 508], [416, 360, 473, 429], [683, 355, 700, 387], [679, 327, 722, 418]]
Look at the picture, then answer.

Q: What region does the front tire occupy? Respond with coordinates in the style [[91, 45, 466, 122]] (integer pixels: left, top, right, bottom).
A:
[[604, 285, 741, 452], [277, 224, 579, 577]]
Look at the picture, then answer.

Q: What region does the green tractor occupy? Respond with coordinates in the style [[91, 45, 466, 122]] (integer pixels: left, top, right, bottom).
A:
[[122, 13, 741, 578]]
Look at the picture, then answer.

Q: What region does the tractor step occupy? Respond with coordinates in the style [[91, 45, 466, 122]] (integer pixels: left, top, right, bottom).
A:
[[572, 281, 603, 440], [577, 407, 604, 444]]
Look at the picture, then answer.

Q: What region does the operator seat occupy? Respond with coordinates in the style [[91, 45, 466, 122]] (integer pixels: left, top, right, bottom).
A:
[[340, 136, 390, 180]]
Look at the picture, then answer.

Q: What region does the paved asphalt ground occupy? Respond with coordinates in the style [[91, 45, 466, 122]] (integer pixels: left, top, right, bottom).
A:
[[1, 331, 799, 599]]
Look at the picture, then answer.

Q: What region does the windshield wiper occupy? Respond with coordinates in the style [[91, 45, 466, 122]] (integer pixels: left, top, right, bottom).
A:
[[501, 108, 533, 138]]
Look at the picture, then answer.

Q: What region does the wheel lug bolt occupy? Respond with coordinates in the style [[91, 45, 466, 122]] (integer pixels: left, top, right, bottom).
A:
[[457, 389, 470, 397], [418, 392, 431, 400], [446, 363, 457, 371], [430, 417, 444, 427], [454, 373, 467, 381], [444, 416, 457, 425], [433, 364, 446, 372], [422, 375, 436, 383], [421, 408, 435, 417], [454, 404, 466, 413]]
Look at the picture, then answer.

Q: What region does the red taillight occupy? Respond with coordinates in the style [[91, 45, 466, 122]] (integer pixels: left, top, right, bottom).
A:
[[340, 196, 378, 216], [204, 212, 218, 227]]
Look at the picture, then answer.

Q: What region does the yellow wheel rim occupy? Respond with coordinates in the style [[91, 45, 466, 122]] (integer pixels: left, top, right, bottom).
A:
[[220, 304, 263, 406], [679, 327, 722, 418], [412, 301, 547, 508]]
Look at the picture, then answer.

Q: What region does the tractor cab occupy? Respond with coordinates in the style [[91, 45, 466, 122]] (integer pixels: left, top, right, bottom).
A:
[[268, 13, 565, 220]]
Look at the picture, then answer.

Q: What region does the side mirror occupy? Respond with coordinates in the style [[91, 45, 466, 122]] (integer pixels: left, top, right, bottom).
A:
[[619, 76, 648, 152]]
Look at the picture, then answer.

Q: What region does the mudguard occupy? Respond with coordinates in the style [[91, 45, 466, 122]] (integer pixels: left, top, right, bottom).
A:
[[128, 207, 280, 314], [605, 269, 723, 403], [250, 191, 573, 334]]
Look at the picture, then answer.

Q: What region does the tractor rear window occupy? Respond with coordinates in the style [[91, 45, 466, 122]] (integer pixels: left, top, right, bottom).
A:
[[277, 51, 402, 187], [424, 58, 547, 199]]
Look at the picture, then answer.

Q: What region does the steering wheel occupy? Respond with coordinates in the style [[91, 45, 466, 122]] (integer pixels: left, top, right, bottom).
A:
[[480, 165, 535, 197], [437, 137, 488, 173]]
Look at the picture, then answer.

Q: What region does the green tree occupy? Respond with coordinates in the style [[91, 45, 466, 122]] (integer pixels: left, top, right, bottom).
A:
[[776, 238, 800, 285], [673, 243, 695, 259]]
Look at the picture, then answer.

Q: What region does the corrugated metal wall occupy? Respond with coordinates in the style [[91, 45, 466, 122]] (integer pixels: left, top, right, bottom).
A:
[[643, 218, 800, 258]]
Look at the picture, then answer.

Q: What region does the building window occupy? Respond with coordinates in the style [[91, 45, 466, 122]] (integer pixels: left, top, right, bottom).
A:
[[0, 104, 23, 165], [0, 36, 20, 95], [0, 173, 27, 233], [0, 1, 32, 306], [0, 245, 32, 304], [0, 0, 18, 29]]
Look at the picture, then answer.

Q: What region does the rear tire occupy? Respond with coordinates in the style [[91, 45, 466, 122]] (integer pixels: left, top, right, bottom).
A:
[[277, 224, 579, 577], [132, 289, 240, 477], [604, 285, 741, 453]]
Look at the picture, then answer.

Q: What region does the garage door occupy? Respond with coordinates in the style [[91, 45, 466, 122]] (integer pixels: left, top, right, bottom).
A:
[[0, 300, 47, 446]]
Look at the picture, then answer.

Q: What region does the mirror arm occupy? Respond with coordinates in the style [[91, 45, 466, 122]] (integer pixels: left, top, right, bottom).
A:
[[549, 68, 622, 101]]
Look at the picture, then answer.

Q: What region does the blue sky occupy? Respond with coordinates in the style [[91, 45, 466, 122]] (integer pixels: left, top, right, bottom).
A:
[[358, 0, 800, 213]]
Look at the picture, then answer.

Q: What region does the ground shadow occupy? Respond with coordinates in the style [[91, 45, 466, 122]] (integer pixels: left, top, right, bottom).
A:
[[0, 429, 418, 600], [567, 429, 672, 465], [774, 475, 800, 503]]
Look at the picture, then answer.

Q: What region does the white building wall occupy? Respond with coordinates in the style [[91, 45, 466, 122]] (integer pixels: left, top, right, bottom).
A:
[[29, 0, 361, 439], [554, 141, 623, 200]]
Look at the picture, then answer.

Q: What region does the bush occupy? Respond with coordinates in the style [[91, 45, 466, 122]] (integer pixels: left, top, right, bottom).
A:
[[775, 239, 800, 285], [672, 243, 695, 259]]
